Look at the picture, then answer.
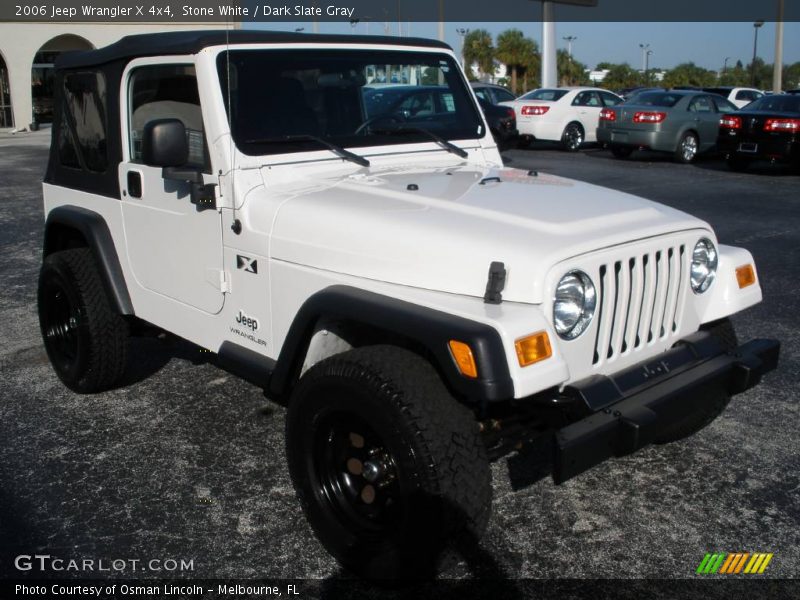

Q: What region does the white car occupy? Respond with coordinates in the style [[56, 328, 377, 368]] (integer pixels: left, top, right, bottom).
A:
[[501, 86, 624, 150], [702, 86, 764, 109], [39, 31, 779, 580]]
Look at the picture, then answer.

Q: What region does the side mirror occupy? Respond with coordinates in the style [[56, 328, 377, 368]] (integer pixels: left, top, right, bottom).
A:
[[142, 119, 188, 168]]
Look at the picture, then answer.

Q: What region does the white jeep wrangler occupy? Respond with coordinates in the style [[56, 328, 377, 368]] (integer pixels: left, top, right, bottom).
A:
[[38, 31, 779, 579]]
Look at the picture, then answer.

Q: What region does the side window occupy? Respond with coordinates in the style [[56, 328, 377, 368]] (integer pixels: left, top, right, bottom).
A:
[[713, 98, 737, 113], [600, 91, 622, 107], [474, 88, 490, 102], [688, 96, 713, 113], [573, 91, 601, 107], [736, 90, 761, 102], [128, 64, 209, 171], [59, 71, 108, 172]]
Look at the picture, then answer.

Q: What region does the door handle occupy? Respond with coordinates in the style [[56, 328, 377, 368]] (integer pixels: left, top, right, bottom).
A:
[[126, 171, 142, 198]]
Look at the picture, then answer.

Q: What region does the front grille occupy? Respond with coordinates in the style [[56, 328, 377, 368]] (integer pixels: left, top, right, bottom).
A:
[[592, 244, 686, 366]]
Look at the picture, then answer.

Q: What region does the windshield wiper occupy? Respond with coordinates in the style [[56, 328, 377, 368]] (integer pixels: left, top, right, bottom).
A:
[[243, 134, 370, 167], [371, 126, 469, 158]]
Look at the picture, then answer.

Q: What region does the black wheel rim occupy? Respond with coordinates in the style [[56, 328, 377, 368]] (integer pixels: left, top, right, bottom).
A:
[[566, 125, 583, 149], [312, 411, 406, 537], [41, 278, 82, 371]]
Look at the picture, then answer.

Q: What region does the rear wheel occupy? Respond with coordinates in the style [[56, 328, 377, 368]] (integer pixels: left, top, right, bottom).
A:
[[285, 346, 491, 580], [37, 248, 129, 393], [674, 131, 699, 163], [610, 144, 634, 158], [561, 122, 584, 152], [655, 319, 737, 444]]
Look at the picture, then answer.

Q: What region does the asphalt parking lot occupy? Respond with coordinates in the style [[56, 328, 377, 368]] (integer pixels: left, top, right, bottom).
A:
[[0, 133, 798, 591]]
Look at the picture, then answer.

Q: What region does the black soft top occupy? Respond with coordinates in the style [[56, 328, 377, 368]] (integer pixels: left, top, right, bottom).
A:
[[56, 29, 452, 69]]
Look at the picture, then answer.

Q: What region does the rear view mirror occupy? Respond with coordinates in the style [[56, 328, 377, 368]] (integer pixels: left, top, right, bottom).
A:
[[142, 119, 188, 167]]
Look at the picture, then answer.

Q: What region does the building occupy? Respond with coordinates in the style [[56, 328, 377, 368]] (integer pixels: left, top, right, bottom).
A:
[[0, 22, 235, 131]]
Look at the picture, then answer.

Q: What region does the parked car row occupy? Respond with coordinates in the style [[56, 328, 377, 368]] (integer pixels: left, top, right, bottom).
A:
[[489, 84, 798, 172]]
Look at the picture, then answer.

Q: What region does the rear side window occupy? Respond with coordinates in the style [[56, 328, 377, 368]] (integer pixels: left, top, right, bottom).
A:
[[600, 91, 622, 107], [736, 90, 762, 102], [128, 64, 209, 171], [572, 91, 601, 107], [58, 72, 108, 173], [493, 88, 516, 102], [712, 97, 738, 113], [688, 96, 713, 113]]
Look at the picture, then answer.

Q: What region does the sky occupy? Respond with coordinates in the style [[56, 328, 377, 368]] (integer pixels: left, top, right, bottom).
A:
[[250, 21, 800, 73]]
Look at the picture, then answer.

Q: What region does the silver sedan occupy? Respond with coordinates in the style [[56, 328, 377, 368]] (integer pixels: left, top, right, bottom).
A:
[[597, 90, 738, 163]]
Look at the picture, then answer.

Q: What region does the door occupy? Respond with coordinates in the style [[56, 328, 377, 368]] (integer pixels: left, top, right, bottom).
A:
[[572, 90, 603, 141], [686, 95, 719, 150], [119, 61, 225, 314]]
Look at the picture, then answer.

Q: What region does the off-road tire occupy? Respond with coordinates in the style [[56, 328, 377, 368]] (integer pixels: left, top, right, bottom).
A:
[[285, 345, 492, 580], [610, 144, 634, 159], [38, 248, 129, 393], [655, 319, 737, 443], [561, 122, 584, 152]]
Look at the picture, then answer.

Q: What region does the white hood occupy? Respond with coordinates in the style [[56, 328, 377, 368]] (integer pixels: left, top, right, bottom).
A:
[[266, 163, 709, 303]]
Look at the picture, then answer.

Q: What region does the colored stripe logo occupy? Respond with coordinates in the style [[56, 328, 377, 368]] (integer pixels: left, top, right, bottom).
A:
[[696, 552, 774, 574]]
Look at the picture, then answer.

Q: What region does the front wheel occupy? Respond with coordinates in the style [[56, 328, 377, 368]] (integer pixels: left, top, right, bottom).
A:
[[285, 346, 491, 580], [561, 122, 584, 152], [674, 131, 699, 163], [655, 319, 737, 444]]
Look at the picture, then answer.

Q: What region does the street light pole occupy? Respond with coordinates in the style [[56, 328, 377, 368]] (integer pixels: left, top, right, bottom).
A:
[[645, 50, 653, 85], [723, 56, 730, 73], [456, 28, 470, 68], [639, 43, 650, 84], [751, 20, 764, 86], [563, 35, 577, 58], [773, 0, 785, 93]]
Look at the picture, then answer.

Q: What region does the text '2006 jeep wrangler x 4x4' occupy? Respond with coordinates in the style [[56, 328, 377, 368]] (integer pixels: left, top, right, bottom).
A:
[[38, 31, 779, 579]]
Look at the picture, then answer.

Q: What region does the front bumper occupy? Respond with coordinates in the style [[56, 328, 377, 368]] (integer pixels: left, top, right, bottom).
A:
[[553, 331, 780, 484]]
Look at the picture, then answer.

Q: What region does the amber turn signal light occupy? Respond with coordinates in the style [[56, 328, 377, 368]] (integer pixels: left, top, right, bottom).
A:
[[515, 331, 552, 367], [448, 340, 478, 379], [736, 264, 756, 289]]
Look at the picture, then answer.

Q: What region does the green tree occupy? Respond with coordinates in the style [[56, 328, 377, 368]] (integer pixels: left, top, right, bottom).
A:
[[784, 62, 800, 90], [496, 29, 537, 94], [600, 63, 639, 91], [521, 49, 541, 92], [463, 29, 495, 81], [662, 62, 717, 88], [558, 49, 589, 86]]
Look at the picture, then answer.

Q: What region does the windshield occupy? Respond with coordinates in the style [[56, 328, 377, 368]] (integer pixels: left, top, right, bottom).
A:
[[217, 49, 483, 156], [519, 89, 568, 102], [745, 95, 800, 113], [631, 92, 683, 108]]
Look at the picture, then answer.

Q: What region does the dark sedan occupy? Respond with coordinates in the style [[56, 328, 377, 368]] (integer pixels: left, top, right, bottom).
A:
[[717, 94, 800, 171], [597, 90, 738, 163], [476, 97, 518, 148]]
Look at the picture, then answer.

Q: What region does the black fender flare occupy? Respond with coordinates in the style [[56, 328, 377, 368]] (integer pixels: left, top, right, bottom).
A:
[[268, 285, 514, 403], [43, 205, 134, 315]]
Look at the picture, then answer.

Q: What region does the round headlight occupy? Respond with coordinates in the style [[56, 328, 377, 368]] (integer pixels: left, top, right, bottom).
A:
[[691, 238, 718, 294], [554, 270, 597, 340]]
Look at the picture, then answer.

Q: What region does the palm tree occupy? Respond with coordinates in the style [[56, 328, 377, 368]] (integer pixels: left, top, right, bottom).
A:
[[496, 29, 537, 94], [557, 49, 588, 86], [462, 29, 495, 81]]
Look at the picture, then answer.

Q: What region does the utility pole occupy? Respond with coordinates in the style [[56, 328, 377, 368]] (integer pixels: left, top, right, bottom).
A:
[[751, 20, 764, 86], [773, 0, 784, 92], [541, 1, 557, 88]]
